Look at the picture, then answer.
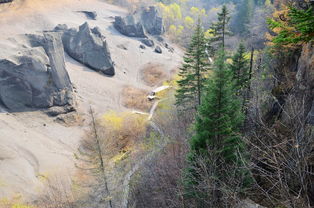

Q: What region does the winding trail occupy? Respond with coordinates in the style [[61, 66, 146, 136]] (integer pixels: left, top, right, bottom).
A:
[[121, 98, 167, 207]]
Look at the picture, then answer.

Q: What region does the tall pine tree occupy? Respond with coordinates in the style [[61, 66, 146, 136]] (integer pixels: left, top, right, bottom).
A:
[[176, 20, 210, 110], [209, 5, 232, 49], [231, 0, 255, 36], [185, 50, 251, 206], [190, 50, 244, 159], [229, 43, 250, 91]]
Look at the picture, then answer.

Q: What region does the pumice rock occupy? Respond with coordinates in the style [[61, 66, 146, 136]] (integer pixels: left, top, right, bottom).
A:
[[57, 22, 115, 76], [0, 32, 73, 111]]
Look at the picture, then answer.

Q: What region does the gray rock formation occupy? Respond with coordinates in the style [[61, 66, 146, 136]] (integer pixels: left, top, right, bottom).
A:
[[0, 32, 73, 111], [297, 43, 314, 125], [154, 46, 162, 54], [308, 101, 314, 124], [141, 6, 164, 36], [165, 42, 174, 53], [113, 6, 164, 37], [54, 24, 68, 31], [113, 15, 146, 38], [140, 38, 154, 47], [59, 22, 115, 76], [0, 0, 13, 4], [79, 11, 97, 20]]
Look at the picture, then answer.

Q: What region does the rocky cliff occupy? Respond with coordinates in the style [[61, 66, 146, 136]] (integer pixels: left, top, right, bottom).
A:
[[0, 32, 73, 111], [248, 41, 314, 207], [113, 6, 164, 38]]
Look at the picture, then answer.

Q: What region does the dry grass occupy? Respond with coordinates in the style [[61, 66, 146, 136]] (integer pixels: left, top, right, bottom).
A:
[[141, 63, 168, 87], [121, 86, 153, 112]]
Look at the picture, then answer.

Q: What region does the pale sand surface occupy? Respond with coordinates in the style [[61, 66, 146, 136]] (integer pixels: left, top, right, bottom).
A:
[[0, 0, 183, 201]]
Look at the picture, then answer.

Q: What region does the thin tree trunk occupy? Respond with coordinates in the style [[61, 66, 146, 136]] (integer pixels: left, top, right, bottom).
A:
[[248, 47, 254, 91], [222, 17, 225, 49], [90, 106, 113, 208], [244, 47, 254, 119]]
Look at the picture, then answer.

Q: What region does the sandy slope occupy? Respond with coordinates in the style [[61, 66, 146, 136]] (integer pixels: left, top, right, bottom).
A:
[[0, 0, 183, 201]]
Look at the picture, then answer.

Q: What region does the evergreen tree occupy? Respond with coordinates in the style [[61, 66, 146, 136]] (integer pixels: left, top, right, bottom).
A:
[[190, 50, 244, 159], [267, 6, 314, 47], [209, 5, 232, 49], [176, 20, 210, 110], [231, 0, 255, 36], [229, 43, 250, 91], [185, 50, 251, 206]]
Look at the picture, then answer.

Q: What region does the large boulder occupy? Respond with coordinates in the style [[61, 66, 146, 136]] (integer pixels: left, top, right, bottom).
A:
[[113, 6, 164, 37], [113, 15, 146, 38], [59, 22, 115, 76], [0, 32, 73, 111], [141, 6, 164, 36]]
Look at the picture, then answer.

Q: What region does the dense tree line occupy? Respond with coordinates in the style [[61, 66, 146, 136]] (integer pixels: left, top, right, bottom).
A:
[[173, 2, 314, 207]]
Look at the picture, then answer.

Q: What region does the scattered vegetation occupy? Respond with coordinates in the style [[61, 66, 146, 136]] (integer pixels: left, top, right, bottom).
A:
[[141, 63, 167, 87], [267, 5, 314, 48], [121, 86, 153, 112]]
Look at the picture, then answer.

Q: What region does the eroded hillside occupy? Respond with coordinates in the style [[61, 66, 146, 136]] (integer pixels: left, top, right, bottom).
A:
[[0, 0, 183, 203]]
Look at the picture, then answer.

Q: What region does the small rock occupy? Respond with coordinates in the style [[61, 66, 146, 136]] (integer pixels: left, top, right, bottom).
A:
[[139, 44, 146, 49], [165, 42, 174, 53], [54, 24, 68, 31], [140, 38, 154, 47], [79, 11, 97, 20], [154, 46, 162, 54], [117, 44, 128, 50]]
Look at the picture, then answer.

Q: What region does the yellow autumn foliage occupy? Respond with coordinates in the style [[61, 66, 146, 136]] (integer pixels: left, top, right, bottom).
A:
[[184, 16, 194, 28], [11, 205, 34, 208], [205, 29, 215, 38]]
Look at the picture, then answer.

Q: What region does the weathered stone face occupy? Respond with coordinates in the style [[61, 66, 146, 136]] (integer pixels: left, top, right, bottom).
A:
[[141, 6, 164, 36], [0, 32, 73, 111], [298, 43, 314, 125], [59, 22, 115, 76], [114, 15, 146, 38], [113, 6, 164, 38]]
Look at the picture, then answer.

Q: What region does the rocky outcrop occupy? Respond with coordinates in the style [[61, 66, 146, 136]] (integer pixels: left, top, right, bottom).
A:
[[141, 6, 164, 36], [297, 43, 314, 124], [0, 32, 73, 111], [114, 15, 146, 38], [58, 22, 115, 76], [113, 6, 164, 38]]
